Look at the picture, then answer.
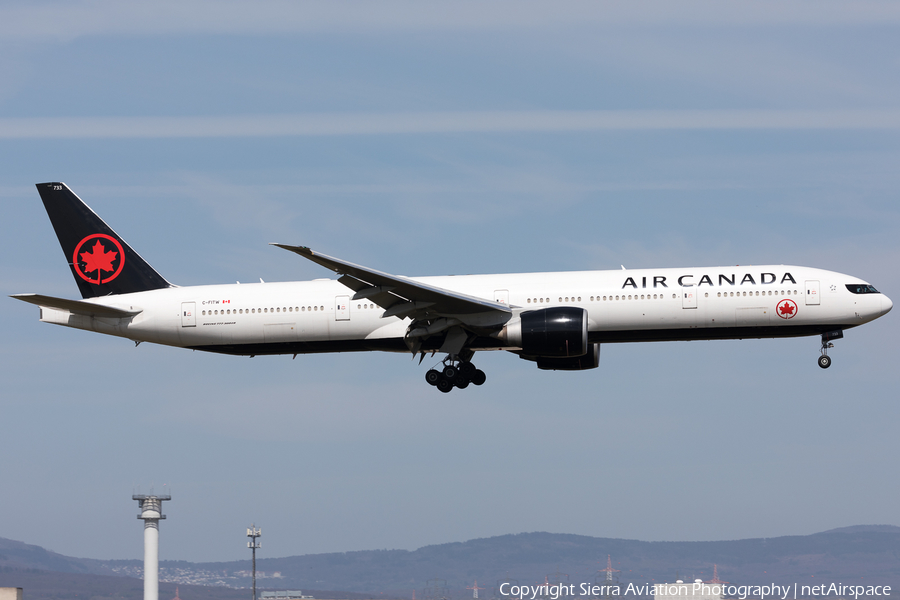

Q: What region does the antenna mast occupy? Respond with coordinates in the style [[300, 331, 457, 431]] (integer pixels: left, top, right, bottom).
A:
[[704, 564, 728, 584], [247, 524, 262, 600], [597, 555, 620, 582]]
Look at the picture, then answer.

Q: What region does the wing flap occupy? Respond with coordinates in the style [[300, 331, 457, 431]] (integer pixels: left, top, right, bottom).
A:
[[337, 274, 371, 293]]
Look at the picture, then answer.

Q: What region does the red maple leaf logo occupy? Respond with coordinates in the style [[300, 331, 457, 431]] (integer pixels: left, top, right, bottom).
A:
[[72, 234, 126, 285], [80, 240, 118, 276], [777, 299, 797, 319]]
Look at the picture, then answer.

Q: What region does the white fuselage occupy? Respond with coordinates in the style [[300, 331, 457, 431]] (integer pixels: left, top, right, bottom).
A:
[[37, 264, 891, 356]]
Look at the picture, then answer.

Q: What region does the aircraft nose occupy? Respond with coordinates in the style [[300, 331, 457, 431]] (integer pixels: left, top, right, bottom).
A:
[[883, 294, 893, 315]]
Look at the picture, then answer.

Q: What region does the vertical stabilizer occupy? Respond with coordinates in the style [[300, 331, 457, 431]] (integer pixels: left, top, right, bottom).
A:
[[36, 182, 172, 299]]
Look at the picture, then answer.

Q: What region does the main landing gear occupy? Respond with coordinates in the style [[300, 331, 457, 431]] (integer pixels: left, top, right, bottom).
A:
[[425, 359, 486, 393], [818, 330, 843, 369]]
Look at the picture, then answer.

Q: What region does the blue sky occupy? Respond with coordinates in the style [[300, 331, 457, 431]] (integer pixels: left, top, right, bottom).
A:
[[1, 1, 899, 564]]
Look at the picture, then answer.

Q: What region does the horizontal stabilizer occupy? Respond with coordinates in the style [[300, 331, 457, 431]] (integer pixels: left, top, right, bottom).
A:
[[11, 293, 142, 318]]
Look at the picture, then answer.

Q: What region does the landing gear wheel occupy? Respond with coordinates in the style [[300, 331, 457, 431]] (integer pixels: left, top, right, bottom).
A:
[[472, 369, 486, 386], [459, 361, 477, 379], [425, 369, 441, 386], [818, 355, 832, 369], [442, 365, 459, 382], [436, 378, 453, 393], [456, 378, 470, 389]]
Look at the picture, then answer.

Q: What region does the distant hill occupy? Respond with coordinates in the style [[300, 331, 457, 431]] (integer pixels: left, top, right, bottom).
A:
[[0, 537, 95, 574], [1, 527, 899, 599], [819, 525, 900, 534]]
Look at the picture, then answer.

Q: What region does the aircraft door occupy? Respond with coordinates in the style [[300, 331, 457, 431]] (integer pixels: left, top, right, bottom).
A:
[[805, 280, 820, 305], [335, 295, 350, 321], [181, 302, 196, 327], [682, 287, 697, 309], [494, 289, 509, 305]]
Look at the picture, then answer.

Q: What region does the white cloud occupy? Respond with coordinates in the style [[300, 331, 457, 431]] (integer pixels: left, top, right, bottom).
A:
[[2, 109, 900, 139], [2, 0, 900, 41]]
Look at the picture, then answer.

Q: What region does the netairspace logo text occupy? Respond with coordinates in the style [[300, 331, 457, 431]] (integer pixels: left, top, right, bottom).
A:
[[499, 583, 892, 600]]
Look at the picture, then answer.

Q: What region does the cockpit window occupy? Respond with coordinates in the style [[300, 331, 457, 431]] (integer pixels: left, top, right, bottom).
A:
[[846, 284, 879, 294]]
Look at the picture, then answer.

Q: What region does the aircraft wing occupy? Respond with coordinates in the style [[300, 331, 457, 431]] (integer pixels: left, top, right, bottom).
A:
[[11, 293, 142, 318], [272, 244, 512, 321]]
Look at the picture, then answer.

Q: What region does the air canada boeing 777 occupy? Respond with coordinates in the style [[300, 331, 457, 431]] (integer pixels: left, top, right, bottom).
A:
[[13, 183, 893, 392]]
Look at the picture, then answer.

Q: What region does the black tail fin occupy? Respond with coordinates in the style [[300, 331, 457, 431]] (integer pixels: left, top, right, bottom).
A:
[[36, 182, 172, 299]]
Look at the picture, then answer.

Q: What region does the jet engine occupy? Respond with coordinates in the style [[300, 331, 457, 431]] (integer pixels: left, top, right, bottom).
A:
[[532, 343, 600, 370], [500, 306, 589, 358]]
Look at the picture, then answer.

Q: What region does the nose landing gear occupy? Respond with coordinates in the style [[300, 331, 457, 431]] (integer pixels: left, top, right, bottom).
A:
[[818, 330, 843, 369], [425, 357, 486, 392]]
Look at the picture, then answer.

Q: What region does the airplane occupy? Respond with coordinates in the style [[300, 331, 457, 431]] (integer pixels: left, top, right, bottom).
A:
[[12, 182, 893, 393]]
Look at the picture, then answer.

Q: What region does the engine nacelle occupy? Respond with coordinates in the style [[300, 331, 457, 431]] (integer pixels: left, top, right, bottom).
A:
[[502, 306, 588, 357], [535, 343, 600, 371]]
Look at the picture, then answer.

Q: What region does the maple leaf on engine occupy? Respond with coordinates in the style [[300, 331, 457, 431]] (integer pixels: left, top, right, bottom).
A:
[[80, 240, 118, 275]]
